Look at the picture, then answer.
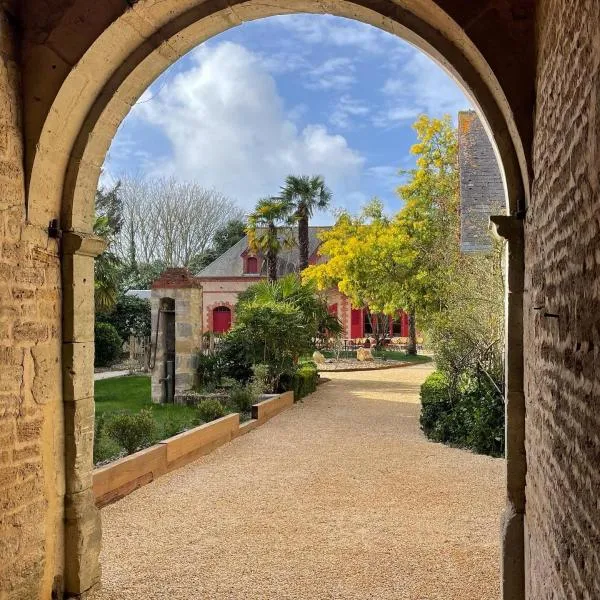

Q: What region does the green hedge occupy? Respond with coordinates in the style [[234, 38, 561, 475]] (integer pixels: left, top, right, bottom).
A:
[[419, 370, 504, 457], [419, 371, 452, 438], [281, 363, 319, 401]]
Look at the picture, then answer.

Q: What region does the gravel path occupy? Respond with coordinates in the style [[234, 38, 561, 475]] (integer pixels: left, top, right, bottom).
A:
[[92, 363, 504, 600]]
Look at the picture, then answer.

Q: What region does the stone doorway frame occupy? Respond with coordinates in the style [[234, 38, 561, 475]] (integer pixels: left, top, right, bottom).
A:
[[25, 1, 528, 597]]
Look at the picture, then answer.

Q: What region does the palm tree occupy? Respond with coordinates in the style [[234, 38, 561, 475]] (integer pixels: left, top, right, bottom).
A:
[[94, 184, 123, 312], [246, 197, 293, 282], [280, 175, 332, 271]]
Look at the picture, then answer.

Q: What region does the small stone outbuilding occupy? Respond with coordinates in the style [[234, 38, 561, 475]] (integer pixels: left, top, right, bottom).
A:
[[150, 269, 203, 403]]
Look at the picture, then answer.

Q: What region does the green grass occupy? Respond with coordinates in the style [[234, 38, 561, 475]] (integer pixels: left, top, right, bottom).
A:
[[94, 375, 199, 437]]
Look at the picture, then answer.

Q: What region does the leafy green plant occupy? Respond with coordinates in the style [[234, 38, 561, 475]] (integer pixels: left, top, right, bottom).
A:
[[94, 322, 123, 367], [106, 409, 156, 455], [93, 412, 122, 464], [280, 363, 319, 401], [196, 352, 223, 388], [419, 370, 504, 457], [419, 371, 452, 438], [97, 295, 151, 341], [228, 384, 256, 413], [251, 363, 274, 394], [216, 330, 254, 383], [197, 399, 226, 423]]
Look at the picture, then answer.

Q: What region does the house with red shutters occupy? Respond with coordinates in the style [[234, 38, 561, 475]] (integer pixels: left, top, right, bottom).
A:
[[195, 226, 411, 340]]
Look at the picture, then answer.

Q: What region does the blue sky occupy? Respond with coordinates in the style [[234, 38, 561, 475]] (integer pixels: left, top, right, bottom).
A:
[[103, 14, 472, 223]]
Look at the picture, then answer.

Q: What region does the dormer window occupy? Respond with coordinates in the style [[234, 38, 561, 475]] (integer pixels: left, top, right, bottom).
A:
[[246, 256, 258, 274]]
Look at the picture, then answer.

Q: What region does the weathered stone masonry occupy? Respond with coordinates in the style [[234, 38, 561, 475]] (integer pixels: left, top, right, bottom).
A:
[[0, 5, 64, 599], [7, 0, 600, 599], [525, 0, 600, 596]]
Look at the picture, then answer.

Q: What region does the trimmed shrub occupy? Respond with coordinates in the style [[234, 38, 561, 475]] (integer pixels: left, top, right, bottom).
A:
[[419, 370, 505, 457], [94, 322, 123, 367], [280, 363, 319, 401], [197, 398, 226, 423], [106, 409, 156, 455], [419, 371, 452, 439]]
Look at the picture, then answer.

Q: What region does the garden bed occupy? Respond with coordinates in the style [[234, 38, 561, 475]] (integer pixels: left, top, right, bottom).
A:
[[93, 391, 295, 507]]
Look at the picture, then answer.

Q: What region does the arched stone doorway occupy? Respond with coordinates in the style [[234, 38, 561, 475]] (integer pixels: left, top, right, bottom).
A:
[[21, 2, 530, 597]]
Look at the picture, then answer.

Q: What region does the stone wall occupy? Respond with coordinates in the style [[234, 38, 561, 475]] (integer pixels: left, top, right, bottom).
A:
[[0, 6, 64, 598], [457, 111, 506, 253], [525, 0, 600, 596], [151, 269, 203, 403]]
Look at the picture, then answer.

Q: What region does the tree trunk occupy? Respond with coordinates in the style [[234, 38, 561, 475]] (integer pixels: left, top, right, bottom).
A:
[[298, 213, 309, 271], [407, 310, 417, 355], [267, 222, 278, 282]]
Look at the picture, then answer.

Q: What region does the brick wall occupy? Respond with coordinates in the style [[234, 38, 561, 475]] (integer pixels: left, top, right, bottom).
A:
[[0, 7, 63, 599], [525, 0, 600, 596], [457, 111, 506, 253]]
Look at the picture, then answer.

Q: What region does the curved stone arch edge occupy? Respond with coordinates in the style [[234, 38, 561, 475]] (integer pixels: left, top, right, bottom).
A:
[[26, 0, 529, 235], [27, 2, 527, 598]]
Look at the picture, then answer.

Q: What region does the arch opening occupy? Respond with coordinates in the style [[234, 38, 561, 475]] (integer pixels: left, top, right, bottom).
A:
[[29, 3, 527, 599]]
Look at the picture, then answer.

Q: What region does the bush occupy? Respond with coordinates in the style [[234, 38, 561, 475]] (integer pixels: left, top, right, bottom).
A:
[[97, 295, 151, 341], [280, 363, 319, 401], [94, 322, 123, 367], [106, 409, 157, 455], [228, 384, 256, 413], [419, 371, 452, 438], [197, 398, 226, 423], [196, 352, 223, 389], [93, 413, 122, 464], [251, 363, 274, 394], [419, 370, 505, 457], [217, 330, 254, 383]]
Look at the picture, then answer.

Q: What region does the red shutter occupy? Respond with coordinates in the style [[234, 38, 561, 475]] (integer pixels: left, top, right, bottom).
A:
[[351, 308, 363, 338]]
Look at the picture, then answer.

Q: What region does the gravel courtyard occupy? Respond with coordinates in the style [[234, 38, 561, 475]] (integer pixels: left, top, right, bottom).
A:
[[93, 363, 505, 600]]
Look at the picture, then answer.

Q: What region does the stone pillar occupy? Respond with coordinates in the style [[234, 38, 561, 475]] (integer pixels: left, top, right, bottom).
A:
[[150, 269, 203, 403], [61, 231, 105, 597], [491, 215, 525, 600]]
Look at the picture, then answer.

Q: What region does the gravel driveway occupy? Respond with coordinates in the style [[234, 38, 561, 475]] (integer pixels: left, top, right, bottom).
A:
[[92, 363, 504, 600]]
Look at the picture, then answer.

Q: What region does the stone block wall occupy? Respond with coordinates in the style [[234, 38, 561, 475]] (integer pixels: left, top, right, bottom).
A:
[[458, 111, 506, 253], [0, 7, 64, 598], [525, 0, 600, 596], [151, 269, 203, 403]]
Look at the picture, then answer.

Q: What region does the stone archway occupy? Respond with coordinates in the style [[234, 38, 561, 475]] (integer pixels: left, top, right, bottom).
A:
[[21, 2, 531, 597]]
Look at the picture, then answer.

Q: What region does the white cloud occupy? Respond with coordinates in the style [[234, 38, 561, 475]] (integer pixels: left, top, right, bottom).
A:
[[330, 95, 370, 129], [271, 14, 391, 54], [374, 50, 471, 127], [306, 57, 356, 90], [122, 42, 364, 211]]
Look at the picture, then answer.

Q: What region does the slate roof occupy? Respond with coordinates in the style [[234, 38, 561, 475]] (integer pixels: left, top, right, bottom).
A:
[[196, 226, 330, 278]]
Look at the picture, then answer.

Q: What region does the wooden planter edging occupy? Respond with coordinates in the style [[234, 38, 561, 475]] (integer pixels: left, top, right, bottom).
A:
[[93, 391, 295, 508]]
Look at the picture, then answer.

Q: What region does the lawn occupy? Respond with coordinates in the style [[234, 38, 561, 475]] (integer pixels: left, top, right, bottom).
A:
[[94, 375, 199, 435]]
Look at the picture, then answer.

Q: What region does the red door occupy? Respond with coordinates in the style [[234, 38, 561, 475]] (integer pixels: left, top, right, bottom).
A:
[[351, 308, 363, 339], [213, 306, 232, 333]]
